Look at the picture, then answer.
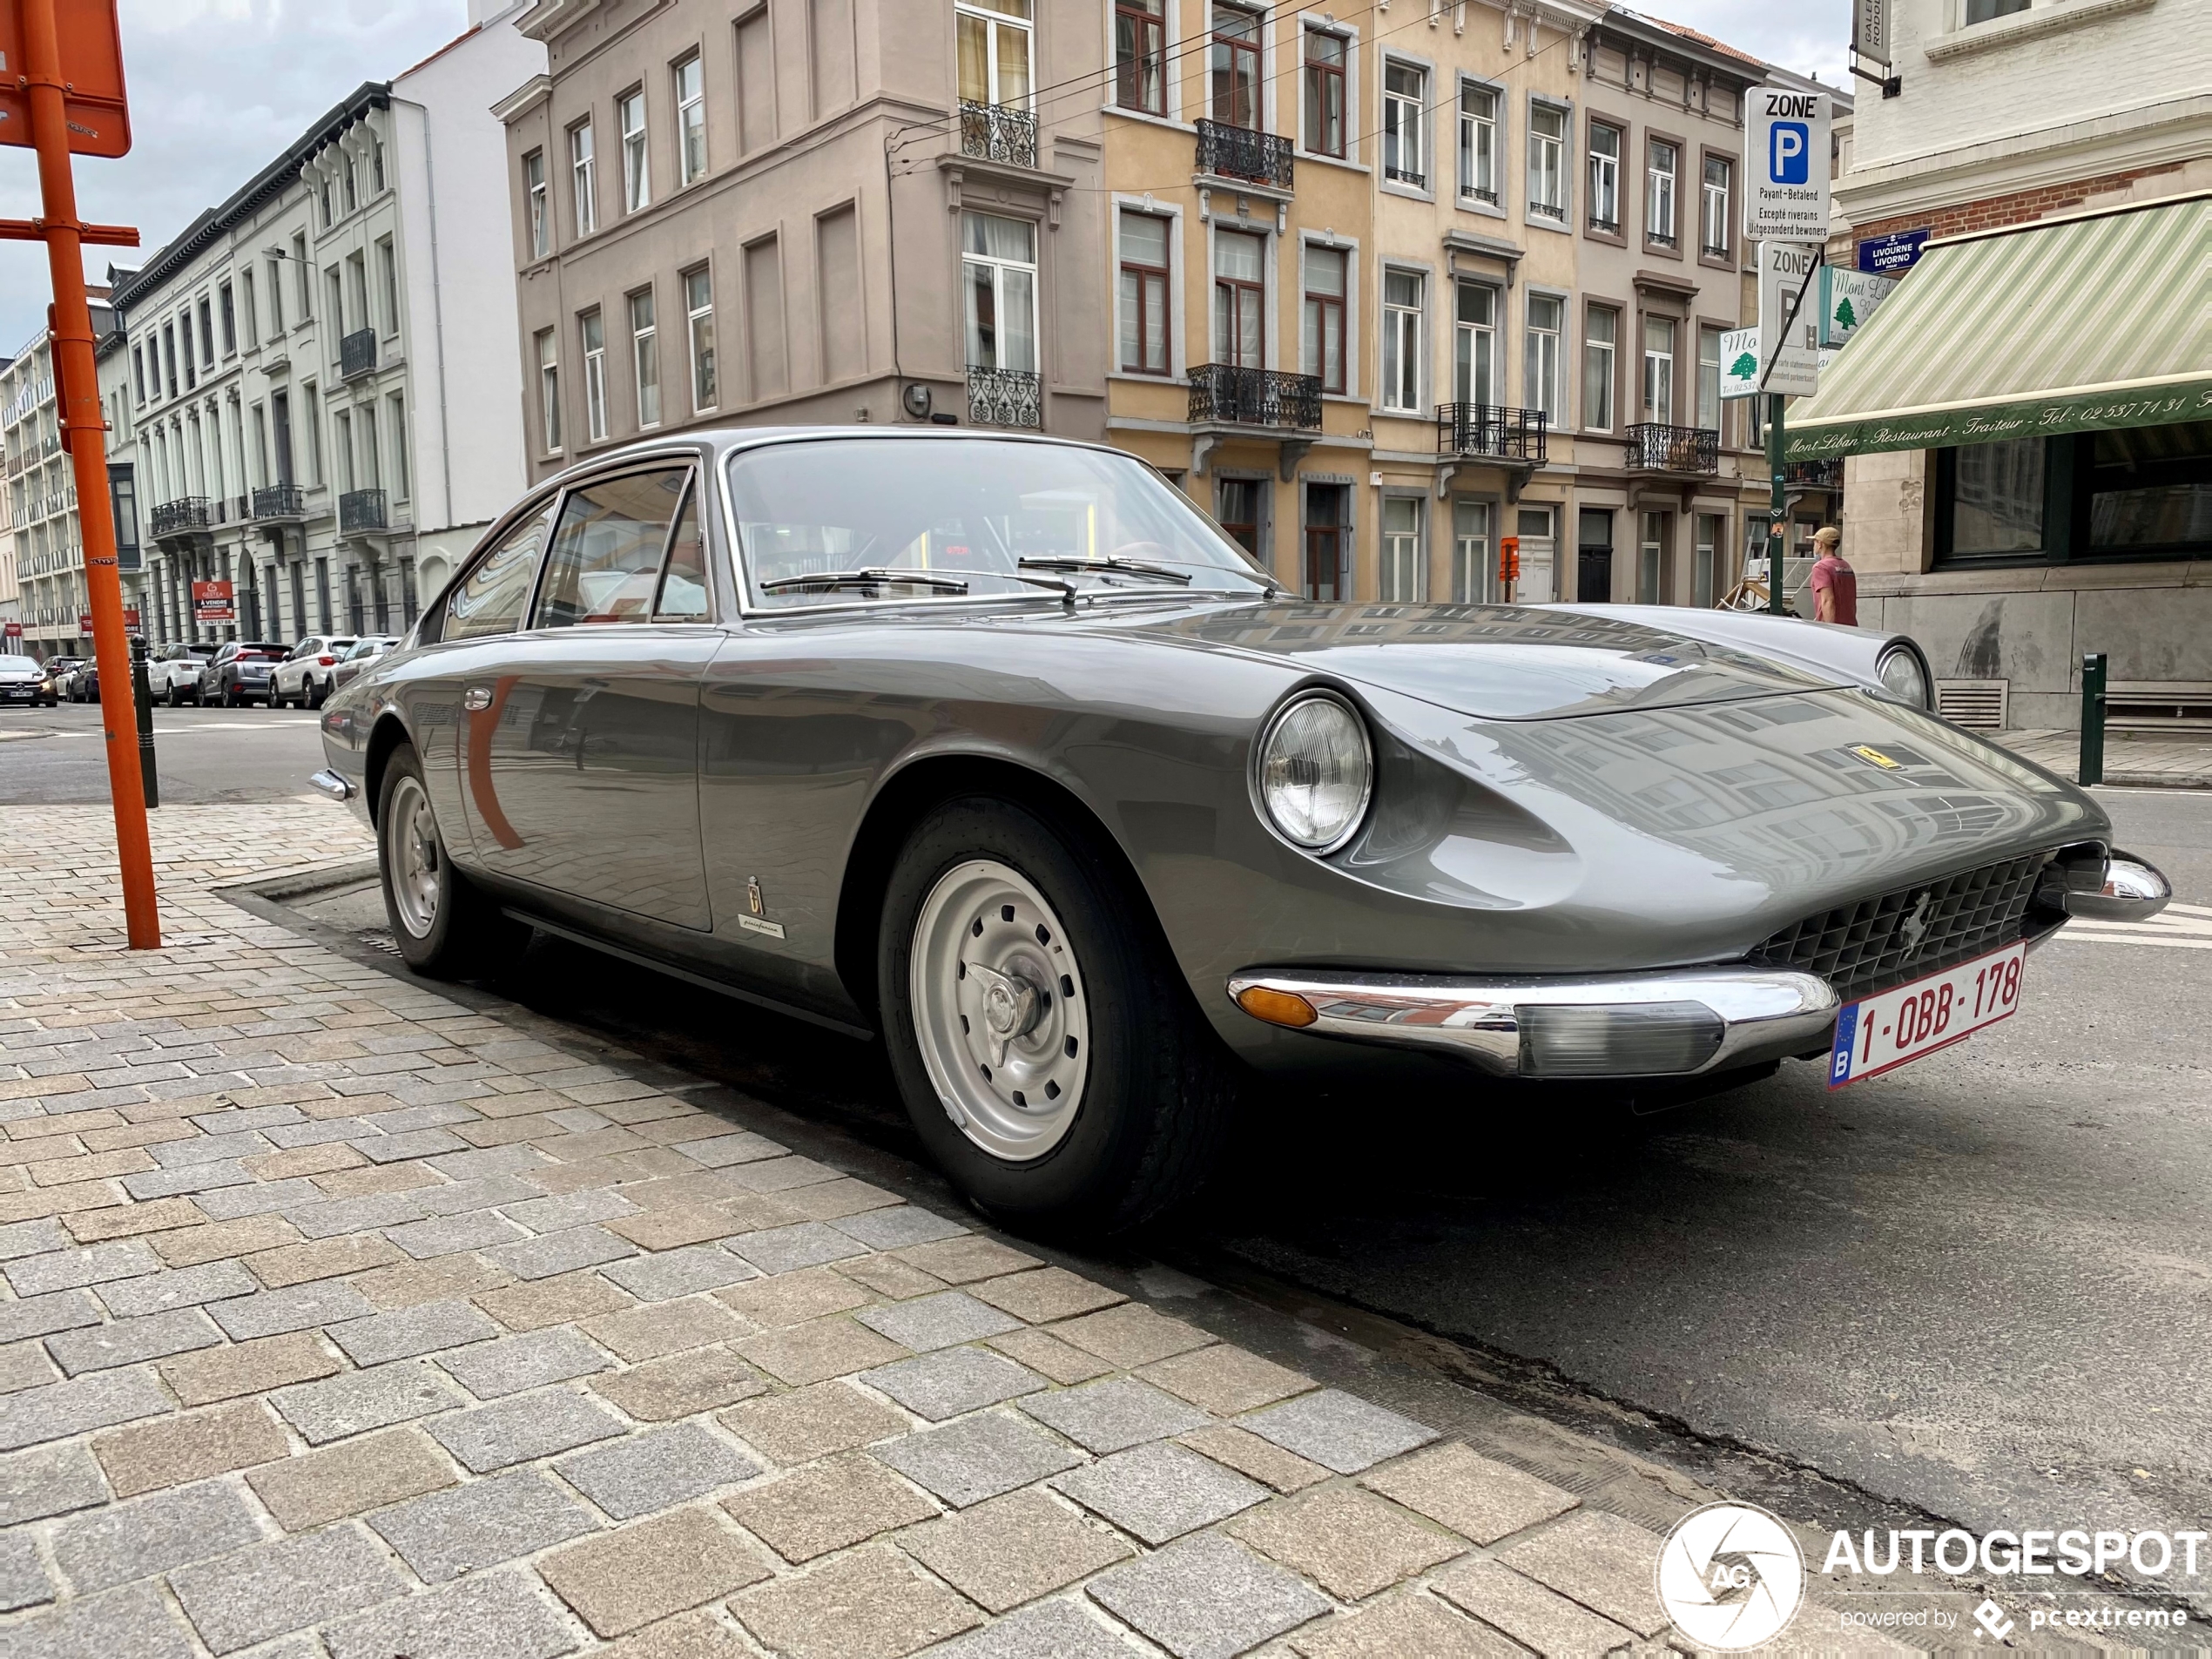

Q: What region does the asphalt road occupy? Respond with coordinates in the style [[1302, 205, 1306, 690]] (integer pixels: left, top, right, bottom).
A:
[[51, 712, 2212, 1588], [0, 701, 327, 805]]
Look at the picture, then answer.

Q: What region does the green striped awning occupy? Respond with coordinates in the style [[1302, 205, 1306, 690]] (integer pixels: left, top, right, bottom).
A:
[[1784, 194, 2212, 461]]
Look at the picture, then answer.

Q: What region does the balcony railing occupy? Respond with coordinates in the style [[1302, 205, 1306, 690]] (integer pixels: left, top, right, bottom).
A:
[[966, 366, 1042, 429], [339, 488, 388, 532], [253, 482, 307, 520], [149, 496, 211, 538], [1785, 458, 1844, 489], [1194, 118, 1293, 190], [1528, 199, 1567, 224], [958, 100, 1038, 170], [341, 327, 377, 379], [1187, 364, 1322, 430], [1647, 229, 1679, 250], [1384, 163, 1427, 190], [1589, 212, 1620, 234], [1624, 423, 1719, 475], [1435, 403, 1548, 464]]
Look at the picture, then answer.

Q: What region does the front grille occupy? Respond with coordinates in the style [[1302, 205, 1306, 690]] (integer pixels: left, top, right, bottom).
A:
[[1748, 851, 2054, 1005]]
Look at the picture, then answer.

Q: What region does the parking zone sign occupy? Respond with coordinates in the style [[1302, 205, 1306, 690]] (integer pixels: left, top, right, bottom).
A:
[[1745, 86, 1831, 243]]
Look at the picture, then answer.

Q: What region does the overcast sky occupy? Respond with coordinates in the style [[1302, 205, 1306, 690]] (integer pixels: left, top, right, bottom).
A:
[[0, 0, 1850, 356]]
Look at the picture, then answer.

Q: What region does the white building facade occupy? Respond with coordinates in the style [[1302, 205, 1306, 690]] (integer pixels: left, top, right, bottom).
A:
[[3, 307, 132, 659]]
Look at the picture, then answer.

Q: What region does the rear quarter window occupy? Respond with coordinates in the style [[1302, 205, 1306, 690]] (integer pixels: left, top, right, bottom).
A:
[[446, 500, 557, 641]]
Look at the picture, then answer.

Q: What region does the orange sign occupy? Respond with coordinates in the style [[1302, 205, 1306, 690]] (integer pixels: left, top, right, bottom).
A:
[[1497, 536, 1521, 586], [0, 0, 131, 158], [192, 580, 233, 624]]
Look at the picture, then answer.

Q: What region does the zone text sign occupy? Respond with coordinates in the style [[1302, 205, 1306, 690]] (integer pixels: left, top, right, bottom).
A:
[[1744, 86, 1831, 244], [0, 0, 132, 159]]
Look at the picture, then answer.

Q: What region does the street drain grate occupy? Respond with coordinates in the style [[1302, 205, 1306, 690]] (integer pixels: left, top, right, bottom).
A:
[[358, 929, 402, 957]]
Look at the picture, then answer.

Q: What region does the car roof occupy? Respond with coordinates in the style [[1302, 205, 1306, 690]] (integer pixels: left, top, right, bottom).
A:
[[523, 425, 1130, 495]]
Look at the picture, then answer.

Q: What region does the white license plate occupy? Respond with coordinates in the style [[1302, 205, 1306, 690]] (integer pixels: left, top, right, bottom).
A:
[[1828, 940, 2027, 1088]]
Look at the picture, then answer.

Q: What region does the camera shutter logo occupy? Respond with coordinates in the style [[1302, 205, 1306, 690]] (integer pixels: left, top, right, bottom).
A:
[[1656, 1501, 1806, 1650]]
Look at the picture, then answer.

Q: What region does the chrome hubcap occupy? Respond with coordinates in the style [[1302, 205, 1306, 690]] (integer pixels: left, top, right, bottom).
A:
[[385, 775, 442, 939], [911, 859, 1089, 1162]]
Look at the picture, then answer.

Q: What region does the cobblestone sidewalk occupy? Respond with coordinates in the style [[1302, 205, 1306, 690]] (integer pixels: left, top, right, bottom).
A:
[[1994, 729, 2212, 788], [2, 806, 1898, 1659]]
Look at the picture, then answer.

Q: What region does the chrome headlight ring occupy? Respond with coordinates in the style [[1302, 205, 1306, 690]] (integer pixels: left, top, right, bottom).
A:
[[1877, 641, 1935, 711], [1251, 689, 1374, 856]]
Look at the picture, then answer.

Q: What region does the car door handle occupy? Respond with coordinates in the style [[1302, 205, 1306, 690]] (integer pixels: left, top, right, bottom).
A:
[[462, 686, 492, 711]]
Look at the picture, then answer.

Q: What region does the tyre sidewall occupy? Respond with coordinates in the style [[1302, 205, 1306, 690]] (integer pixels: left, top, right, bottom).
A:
[[376, 745, 468, 974]]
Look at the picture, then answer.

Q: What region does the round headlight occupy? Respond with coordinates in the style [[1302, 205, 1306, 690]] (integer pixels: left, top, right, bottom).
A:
[[1257, 692, 1372, 852], [1877, 644, 1932, 710]]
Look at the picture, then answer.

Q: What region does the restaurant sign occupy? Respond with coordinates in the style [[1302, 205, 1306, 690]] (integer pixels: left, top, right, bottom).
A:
[[1786, 381, 2212, 461]]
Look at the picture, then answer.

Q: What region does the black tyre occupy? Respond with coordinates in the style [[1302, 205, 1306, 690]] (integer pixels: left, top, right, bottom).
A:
[[375, 741, 529, 979], [307, 677, 327, 710], [878, 794, 1236, 1236]]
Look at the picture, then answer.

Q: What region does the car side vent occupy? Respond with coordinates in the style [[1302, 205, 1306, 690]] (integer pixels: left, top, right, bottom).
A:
[[1936, 678, 2008, 731]]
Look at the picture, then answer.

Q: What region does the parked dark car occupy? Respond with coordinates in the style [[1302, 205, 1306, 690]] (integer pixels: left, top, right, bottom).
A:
[[208, 641, 290, 707], [0, 653, 49, 706], [38, 657, 85, 703], [313, 430, 2168, 1232]]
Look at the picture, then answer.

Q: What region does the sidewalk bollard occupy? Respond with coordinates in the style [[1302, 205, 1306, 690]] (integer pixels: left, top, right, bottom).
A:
[[131, 636, 159, 810], [2080, 651, 2107, 788]]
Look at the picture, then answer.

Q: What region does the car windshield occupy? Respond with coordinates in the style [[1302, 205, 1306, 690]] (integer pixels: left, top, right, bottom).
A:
[[725, 438, 1274, 609], [0, 655, 36, 672]]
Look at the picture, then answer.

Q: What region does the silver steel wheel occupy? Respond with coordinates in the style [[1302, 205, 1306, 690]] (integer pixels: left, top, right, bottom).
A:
[[910, 859, 1091, 1163], [384, 774, 442, 940]]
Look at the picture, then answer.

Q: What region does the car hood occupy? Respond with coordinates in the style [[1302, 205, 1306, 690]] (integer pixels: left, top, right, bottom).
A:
[[1095, 599, 1841, 719]]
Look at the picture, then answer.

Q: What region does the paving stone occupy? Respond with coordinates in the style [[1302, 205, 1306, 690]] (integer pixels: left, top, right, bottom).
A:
[[283, 1190, 428, 1238], [149, 1129, 271, 1168], [892, 1236, 1041, 1285], [193, 1177, 327, 1219], [208, 1278, 375, 1340], [323, 1568, 583, 1659], [160, 1329, 343, 1405], [861, 1345, 1047, 1421], [386, 1208, 529, 1259], [414, 1172, 542, 1214], [0, 1216, 68, 1259], [316, 1163, 443, 1200], [357, 1125, 472, 1162], [354, 1252, 513, 1309], [0, 1366, 171, 1451], [3, 1238, 158, 1296], [607, 1204, 753, 1251], [774, 1176, 902, 1223], [245, 1232, 401, 1287], [1239, 1388, 1438, 1474], [919, 1597, 1136, 1659], [590, 1343, 768, 1420], [430, 1386, 629, 1471], [1495, 1508, 1669, 1636], [1229, 1484, 1466, 1601], [169, 1524, 414, 1655], [0, 1339, 58, 1393], [427, 1143, 554, 1182], [1429, 1556, 1640, 1655], [477, 1269, 636, 1332], [738, 1313, 908, 1386], [440, 1326, 614, 1398], [328, 1297, 502, 1365], [726, 1220, 869, 1275], [828, 1204, 969, 1251], [120, 1161, 257, 1200], [51, 1477, 264, 1594], [1019, 1375, 1212, 1454], [1178, 1425, 1333, 1494], [1359, 1441, 1581, 1546], [1285, 1590, 1528, 1659], [672, 1130, 785, 1168], [968, 1267, 1124, 1325], [91, 1399, 290, 1498], [732, 1544, 981, 1659], [722, 1451, 940, 1562], [583, 1296, 749, 1362], [502, 1187, 639, 1233], [0, 1441, 111, 1527], [1140, 1345, 1316, 1417], [485, 1223, 637, 1280], [242, 1141, 368, 1180], [899, 1487, 1134, 1615], [715, 1264, 871, 1329], [0, 1528, 55, 1612], [369, 1467, 598, 1581], [590, 1608, 757, 1658], [875, 1409, 1083, 1509], [1048, 1304, 1211, 1369], [841, 1253, 951, 1302], [720, 1379, 913, 1467], [273, 1358, 470, 1445], [1051, 1440, 1269, 1545], [855, 1291, 1024, 1353], [541, 1505, 776, 1639], [600, 1242, 759, 1303], [151, 1211, 300, 1266], [44, 1306, 219, 1374], [247, 1425, 460, 1531], [1087, 1532, 1331, 1659], [96, 1258, 258, 1318], [0, 1581, 196, 1659], [64, 1197, 208, 1242], [556, 1421, 761, 1520]]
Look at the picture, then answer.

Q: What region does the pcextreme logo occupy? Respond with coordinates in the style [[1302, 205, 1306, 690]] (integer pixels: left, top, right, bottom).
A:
[[1656, 1502, 1807, 1649]]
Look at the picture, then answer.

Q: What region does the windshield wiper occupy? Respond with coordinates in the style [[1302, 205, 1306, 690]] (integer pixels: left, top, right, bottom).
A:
[[760, 567, 969, 595], [1018, 555, 1192, 585]]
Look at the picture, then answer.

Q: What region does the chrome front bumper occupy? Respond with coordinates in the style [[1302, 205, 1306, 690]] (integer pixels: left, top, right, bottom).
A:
[[307, 769, 354, 804], [1227, 964, 1838, 1080]]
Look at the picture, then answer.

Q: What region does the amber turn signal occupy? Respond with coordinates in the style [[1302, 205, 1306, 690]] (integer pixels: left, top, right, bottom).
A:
[[1236, 985, 1318, 1028]]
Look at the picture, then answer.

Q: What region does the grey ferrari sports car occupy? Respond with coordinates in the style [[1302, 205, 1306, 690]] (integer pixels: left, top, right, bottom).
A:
[[312, 429, 2168, 1231]]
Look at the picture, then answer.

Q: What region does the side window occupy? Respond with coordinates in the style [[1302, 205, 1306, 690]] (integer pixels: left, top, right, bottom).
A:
[[446, 501, 556, 641], [654, 480, 708, 621], [535, 467, 690, 627]]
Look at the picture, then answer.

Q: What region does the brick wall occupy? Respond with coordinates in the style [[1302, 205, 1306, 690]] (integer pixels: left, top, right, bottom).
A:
[[1851, 161, 2189, 249]]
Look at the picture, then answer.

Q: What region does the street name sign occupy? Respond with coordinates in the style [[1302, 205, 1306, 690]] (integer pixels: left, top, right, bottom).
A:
[[1852, 0, 1892, 70], [1857, 227, 1929, 273], [1820, 265, 1899, 347], [1744, 86, 1831, 244]]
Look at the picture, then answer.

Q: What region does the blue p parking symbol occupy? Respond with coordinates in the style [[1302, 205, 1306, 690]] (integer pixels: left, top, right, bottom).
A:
[[1770, 121, 1810, 184]]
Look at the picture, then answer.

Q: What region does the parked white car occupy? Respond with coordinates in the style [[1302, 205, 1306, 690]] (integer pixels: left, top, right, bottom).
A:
[[271, 636, 356, 709], [145, 644, 212, 706]]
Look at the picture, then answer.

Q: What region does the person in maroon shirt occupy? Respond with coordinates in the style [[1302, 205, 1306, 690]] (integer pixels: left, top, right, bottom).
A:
[[1809, 525, 1858, 627]]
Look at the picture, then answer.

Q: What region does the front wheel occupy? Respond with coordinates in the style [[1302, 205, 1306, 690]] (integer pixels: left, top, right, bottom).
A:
[[878, 795, 1235, 1236], [376, 742, 529, 979], [307, 678, 328, 711]]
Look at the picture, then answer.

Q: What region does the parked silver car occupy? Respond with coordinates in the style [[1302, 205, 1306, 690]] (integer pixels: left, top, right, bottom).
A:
[[312, 430, 2168, 1231], [272, 636, 357, 709]]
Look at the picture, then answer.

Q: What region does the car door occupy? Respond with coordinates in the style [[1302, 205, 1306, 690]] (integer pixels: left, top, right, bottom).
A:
[[462, 462, 720, 931]]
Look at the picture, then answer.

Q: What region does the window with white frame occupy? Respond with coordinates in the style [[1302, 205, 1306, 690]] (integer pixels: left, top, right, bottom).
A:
[[1583, 305, 1616, 430], [1701, 155, 1730, 257], [1115, 0, 1165, 114], [536, 328, 561, 452], [570, 122, 597, 235], [1527, 104, 1566, 221], [1588, 122, 1621, 232], [1380, 270, 1423, 413], [961, 212, 1038, 373], [675, 53, 707, 184], [1458, 83, 1498, 205], [1383, 63, 1426, 187], [1638, 509, 1667, 604], [1697, 325, 1722, 433], [524, 150, 549, 259], [581, 309, 607, 442], [1525, 293, 1562, 422], [685, 268, 716, 410], [1642, 314, 1676, 423], [619, 91, 650, 212], [630, 288, 659, 427], [1454, 281, 1496, 406], [1118, 210, 1171, 375], [1380, 496, 1424, 602], [957, 0, 1034, 110], [1303, 30, 1345, 157], [1213, 229, 1264, 368], [1301, 244, 1346, 394], [1647, 140, 1678, 246], [1452, 499, 1488, 603], [1694, 512, 1722, 608]]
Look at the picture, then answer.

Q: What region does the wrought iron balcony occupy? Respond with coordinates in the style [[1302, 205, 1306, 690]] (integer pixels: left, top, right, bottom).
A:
[[1624, 423, 1719, 475], [149, 496, 211, 539], [1588, 212, 1621, 234], [1528, 199, 1567, 224], [341, 327, 378, 380], [1435, 403, 1548, 464], [253, 483, 307, 521], [1384, 162, 1426, 190], [1784, 458, 1844, 489], [1194, 119, 1293, 190], [1647, 229, 1679, 250], [1187, 364, 1322, 430], [1462, 183, 1499, 206], [966, 366, 1042, 429], [339, 488, 388, 532], [958, 100, 1038, 170]]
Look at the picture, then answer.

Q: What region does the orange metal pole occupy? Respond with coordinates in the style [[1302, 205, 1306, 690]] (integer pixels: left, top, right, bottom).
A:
[[19, 0, 159, 946]]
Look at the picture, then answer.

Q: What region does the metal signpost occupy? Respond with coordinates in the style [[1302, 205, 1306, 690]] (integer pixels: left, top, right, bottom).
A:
[[0, 0, 158, 945]]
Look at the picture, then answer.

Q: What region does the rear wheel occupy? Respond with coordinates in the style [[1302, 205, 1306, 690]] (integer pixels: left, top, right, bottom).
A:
[[879, 795, 1235, 1236], [376, 742, 529, 978], [308, 677, 328, 710]]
